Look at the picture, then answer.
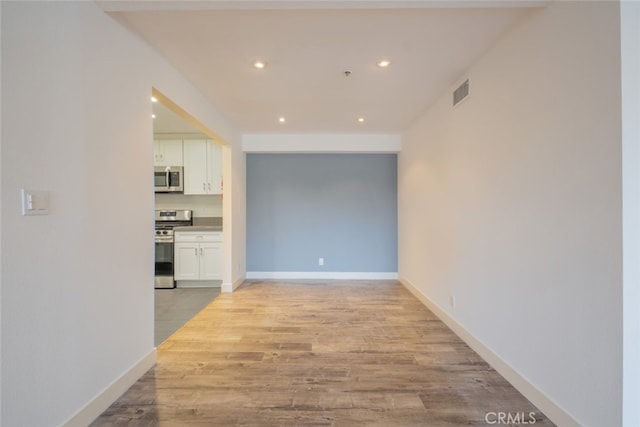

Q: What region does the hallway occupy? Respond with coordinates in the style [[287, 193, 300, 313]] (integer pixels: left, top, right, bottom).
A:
[[92, 280, 552, 425]]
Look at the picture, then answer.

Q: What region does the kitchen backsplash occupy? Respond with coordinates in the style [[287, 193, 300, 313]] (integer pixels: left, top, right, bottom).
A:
[[155, 193, 222, 217], [193, 216, 223, 227]]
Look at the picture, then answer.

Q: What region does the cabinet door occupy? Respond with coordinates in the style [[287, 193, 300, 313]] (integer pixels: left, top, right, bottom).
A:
[[200, 242, 222, 280], [206, 141, 223, 195], [154, 140, 183, 166], [153, 140, 164, 166], [174, 243, 200, 280], [161, 140, 184, 166], [183, 139, 208, 195]]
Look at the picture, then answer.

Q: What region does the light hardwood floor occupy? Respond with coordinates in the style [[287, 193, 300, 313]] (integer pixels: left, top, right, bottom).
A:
[[92, 280, 554, 426]]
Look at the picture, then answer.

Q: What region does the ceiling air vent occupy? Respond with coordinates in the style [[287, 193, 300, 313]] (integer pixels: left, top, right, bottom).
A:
[[453, 79, 469, 106]]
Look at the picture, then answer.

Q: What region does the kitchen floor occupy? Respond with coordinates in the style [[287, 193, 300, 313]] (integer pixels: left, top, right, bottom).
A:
[[154, 286, 221, 346]]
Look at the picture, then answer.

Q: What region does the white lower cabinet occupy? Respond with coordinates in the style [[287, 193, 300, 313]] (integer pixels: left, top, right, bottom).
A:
[[199, 243, 222, 280], [174, 231, 222, 286]]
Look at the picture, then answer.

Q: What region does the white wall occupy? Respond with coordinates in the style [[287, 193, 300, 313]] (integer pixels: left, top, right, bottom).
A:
[[399, 2, 621, 426], [0, 2, 241, 425], [0, 2, 3, 422], [222, 141, 247, 291], [243, 134, 401, 153], [622, 2, 640, 426]]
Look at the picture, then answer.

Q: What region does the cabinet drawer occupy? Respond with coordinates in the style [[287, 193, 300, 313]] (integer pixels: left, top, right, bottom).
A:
[[174, 232, 222, 242]]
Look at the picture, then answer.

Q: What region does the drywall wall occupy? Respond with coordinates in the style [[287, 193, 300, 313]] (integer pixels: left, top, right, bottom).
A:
[[0, 2, 240, 425], [0, 3, 3, 422], [243, 134, 401, 153], [399, 2, 621, 426], [622, 2, 640, 426], [223, 141, 247, 291], [247, 153, 397, 276]]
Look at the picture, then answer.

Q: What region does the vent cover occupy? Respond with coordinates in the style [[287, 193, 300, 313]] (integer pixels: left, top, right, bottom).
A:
[[453, 79, 469, 106]]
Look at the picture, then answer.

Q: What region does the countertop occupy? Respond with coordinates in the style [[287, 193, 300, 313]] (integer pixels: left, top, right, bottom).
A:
[[173, 216, 222, 232]]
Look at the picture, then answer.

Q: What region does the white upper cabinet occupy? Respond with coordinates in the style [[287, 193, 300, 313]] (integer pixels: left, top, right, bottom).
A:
[[183, 139, 222, 195], [154, 139, 183, 166]]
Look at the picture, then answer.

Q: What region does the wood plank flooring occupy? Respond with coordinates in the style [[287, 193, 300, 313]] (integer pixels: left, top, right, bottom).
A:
[[92, 280, 554, 426]]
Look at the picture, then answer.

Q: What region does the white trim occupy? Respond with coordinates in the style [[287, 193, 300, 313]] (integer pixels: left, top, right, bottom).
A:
[[222, 276, 246, 293], [246, 271, 398, 280], [61, 350, 157, 427], [175, 280, 222, 288], [400, 278, 580, 427]]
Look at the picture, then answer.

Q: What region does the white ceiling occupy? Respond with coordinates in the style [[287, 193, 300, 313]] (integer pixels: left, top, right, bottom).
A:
[[107, 1, 540, 134], [152, 101, 206, 134]]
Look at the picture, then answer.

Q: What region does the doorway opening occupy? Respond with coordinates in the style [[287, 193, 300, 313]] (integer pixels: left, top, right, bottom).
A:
[[151, 89, 226, 345]]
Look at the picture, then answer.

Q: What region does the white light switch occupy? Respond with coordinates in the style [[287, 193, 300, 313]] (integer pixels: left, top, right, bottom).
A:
[[21, 189, 50, 216]]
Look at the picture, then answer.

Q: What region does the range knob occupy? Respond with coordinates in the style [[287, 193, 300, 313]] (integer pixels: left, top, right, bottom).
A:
[[162, 230, 169, 235]]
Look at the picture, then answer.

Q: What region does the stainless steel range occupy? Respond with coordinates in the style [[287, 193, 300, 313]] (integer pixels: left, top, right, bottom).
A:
[[155, 209, 192, 289]]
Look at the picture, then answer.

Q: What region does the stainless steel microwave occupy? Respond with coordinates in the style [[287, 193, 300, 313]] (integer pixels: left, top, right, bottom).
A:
[[154, 166, 184, 193]]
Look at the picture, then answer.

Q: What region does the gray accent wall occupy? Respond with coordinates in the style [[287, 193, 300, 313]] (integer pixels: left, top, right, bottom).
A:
[[247, 153, 397, 273]]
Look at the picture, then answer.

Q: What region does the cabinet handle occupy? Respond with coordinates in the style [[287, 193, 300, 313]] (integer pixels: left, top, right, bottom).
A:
[[208, 183, 211, 191], [200, 248, 203, 256], [202, 183, 206, 191], [195, 248, 198, 256]]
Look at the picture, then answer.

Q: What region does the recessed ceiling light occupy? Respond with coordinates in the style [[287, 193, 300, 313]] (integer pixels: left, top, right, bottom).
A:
[[377, 60, 391, 68], [151, 96, 158, 103], [253, 61, 267, 69], [152, 114, 156, 119], [357, 117, 365, 123], [278, 117, 286, 123]]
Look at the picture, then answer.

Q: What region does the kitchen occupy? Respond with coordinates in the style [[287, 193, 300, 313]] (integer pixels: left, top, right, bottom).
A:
[[152, 98, 223, 344]]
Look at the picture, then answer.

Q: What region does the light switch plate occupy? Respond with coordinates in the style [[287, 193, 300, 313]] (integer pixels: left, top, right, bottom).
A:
[[21, 189, 50, 216]]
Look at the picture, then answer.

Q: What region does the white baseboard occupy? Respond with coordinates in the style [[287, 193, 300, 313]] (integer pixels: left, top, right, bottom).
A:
[[246, 271, 398, 280], [176, 280, 221, 288], [400, 278, 579, 427], [222, 275, 246, 293], [62, 349, 157, 427]]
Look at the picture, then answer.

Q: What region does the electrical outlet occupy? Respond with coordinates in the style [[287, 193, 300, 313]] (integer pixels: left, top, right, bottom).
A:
[[318, 257, 324, 266]]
